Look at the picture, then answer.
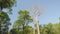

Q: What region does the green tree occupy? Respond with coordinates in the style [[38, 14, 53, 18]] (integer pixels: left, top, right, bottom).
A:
[[53, 23, 60, 34], [0, 11, 10, 34], [0, 0, 16, 34], [40, 23, 56, 34], [13, 10, 33, 34], [0, 0, 16, 10]]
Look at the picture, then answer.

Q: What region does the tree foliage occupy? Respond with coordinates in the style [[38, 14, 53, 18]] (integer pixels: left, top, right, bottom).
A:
[[0, 11, 11, 34], [13, 10, 33, 34], [0, 0, 16, 34], [0, 0, 16, 10]]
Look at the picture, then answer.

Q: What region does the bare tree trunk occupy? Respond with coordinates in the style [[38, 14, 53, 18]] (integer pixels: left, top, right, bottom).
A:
[[36, 16, 40, 34], [33, 28, 35, 34]]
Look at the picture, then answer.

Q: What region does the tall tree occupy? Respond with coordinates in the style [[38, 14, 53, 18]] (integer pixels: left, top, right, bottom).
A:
[[13, 10, 33, 34], [0, 0, 16, 34]]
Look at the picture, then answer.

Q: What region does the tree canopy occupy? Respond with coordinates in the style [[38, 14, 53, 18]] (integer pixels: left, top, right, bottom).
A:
[[0, 0, 16, 9]]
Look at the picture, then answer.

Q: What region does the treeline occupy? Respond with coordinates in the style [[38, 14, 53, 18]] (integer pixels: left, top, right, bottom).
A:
[[40, 23, 60, 34], [0, 0, 60, 34], [9, 10, 60, 34], [10, 18, 60, 34]]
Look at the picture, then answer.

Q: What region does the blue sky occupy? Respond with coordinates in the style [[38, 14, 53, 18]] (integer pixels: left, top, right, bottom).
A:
[[9, 0, 60, 26]]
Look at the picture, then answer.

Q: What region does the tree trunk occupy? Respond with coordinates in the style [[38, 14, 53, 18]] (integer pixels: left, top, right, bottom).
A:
[[36, 16, 40, 34], [23, 24, 24, 34]]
